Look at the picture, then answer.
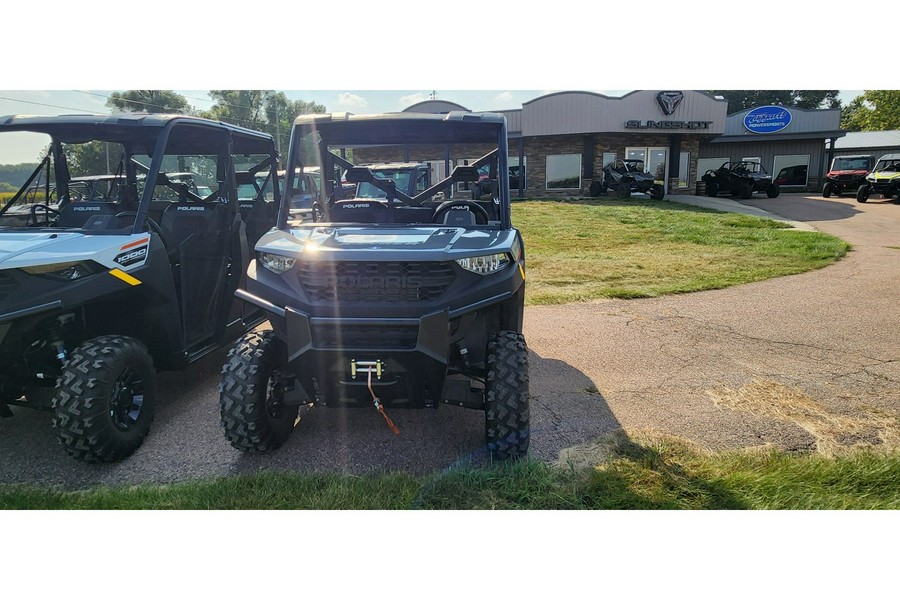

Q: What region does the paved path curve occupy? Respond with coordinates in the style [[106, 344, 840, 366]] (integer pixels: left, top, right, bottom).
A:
[[1, 194, 897, 489]]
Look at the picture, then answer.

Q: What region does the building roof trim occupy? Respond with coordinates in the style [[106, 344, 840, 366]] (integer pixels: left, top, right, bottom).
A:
[[522, 89, 727, 107], [402, 100, 470, 113]]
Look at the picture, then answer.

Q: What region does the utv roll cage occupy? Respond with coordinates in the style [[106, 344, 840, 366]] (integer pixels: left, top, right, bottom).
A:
[[0, 113, 281, 233]]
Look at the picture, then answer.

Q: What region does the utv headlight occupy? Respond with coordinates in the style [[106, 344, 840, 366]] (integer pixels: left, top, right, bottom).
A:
[[455, 253, 510, 275], [22, 261, 101, 281], [259, 252, 296, 274]]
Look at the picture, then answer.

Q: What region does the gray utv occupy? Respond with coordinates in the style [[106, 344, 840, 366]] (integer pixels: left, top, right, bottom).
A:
[[219, 112, 530, 460]]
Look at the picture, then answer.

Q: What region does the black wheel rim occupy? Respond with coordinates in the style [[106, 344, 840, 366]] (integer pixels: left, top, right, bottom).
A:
[[109, 367, 145, 431]]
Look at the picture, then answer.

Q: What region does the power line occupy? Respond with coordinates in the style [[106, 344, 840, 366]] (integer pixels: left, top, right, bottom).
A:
[[76, 89, 270, 114], [0, 95, 104, 114], [74, 90, 195, 113]]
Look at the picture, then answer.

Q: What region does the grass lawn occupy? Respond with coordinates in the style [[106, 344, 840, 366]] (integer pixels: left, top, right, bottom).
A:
[[2, 432, 897, 510], [513, 198, 850, 305]]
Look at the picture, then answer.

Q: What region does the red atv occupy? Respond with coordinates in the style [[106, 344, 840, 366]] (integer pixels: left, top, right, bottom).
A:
[[823, 155, 874, 198]]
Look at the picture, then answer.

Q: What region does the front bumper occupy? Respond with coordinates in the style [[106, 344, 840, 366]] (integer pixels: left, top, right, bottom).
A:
[[236, 286, 516, 408]]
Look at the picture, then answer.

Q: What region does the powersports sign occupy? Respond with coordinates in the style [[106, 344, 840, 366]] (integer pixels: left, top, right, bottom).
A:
[[743, 106, 792, 134]]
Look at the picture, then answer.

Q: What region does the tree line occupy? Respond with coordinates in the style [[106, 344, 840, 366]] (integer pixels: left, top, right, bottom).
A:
[[106, 90, 325, 153]]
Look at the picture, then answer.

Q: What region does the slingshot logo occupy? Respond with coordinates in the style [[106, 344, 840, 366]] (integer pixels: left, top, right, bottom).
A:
[[657, 91, 684, 116]]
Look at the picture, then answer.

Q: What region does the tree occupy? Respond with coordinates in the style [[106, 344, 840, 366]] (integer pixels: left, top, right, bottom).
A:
[[201, 91, 326, 155], [840, 91, 900, 131], [107, 90, 191, 114], [263, 92, 326, 154], [708, 90, 841, 113], [200, 90, 270, 130], [64, 142, 126, 177]]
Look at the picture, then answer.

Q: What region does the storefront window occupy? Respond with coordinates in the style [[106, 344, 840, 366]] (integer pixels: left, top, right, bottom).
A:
[[772, 155, 810, 187], [509, 156, 526, 190], [697, 157, 728, 177], [546, 154, 581, 189], [678, 152, 690, 189], [602, 152, 616, 168]]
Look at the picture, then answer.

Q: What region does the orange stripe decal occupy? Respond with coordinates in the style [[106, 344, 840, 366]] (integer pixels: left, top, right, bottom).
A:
[[120, 237, 150, 251]]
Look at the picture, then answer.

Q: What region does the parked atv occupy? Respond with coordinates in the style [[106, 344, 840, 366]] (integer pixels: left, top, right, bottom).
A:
[[0, 114, 280, 462], [823, 155, 873, 198], [702, 161, 780, 199], [219, 112, 530, 460], [590, 159, 664, 200], [856, 154, 900, 203]]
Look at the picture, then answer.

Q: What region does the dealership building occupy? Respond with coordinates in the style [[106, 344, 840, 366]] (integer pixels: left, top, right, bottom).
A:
[[358, 90, 846, 197]]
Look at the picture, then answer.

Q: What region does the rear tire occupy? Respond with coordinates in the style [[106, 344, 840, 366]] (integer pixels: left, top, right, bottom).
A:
[[822, 182, 833, 198], [484, 331, 530, 460], [219, 330, 299, 452], [52, 336, 157, 463], [589, 181, 603, 197], [766, 184, 780, 198], [616, 182, 631, 199], [649, 184, 664, 201], [857, 185, 870, 203], [705, 181, 719, 197]]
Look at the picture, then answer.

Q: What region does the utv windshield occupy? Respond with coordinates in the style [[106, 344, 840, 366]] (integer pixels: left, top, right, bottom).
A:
[[832, 157, 871, 171], [875, 159, 900, 172], [355, 170, 414, 199], [0, 132, 130, 229], [283, 112, 510, 229]]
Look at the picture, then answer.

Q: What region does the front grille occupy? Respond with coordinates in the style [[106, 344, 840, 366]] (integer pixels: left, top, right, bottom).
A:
[[297, 261, 456, 303], [0, 272, 19, 304], [837, 174, 857, 182], [311, 323, 418, 349]]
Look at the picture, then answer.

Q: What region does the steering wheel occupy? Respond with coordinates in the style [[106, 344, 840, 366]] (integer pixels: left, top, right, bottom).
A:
[[432, 200, 490, 225], [115, 212, 167, 249], [29, 203, 59, 226]]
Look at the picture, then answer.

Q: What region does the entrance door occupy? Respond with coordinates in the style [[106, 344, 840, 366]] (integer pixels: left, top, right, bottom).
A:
[[626, 147, 668, 194]]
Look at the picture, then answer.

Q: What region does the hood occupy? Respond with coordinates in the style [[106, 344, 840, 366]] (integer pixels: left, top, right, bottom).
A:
[[828, 169, 869, 177], [869, 170, 900, 180], [0, 232, 86, 265], [0, 231, 146, 271], [258, 225, 518, 261]]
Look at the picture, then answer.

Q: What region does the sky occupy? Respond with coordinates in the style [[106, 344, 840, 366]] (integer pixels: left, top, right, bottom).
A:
[[0, 89, 867, 164]]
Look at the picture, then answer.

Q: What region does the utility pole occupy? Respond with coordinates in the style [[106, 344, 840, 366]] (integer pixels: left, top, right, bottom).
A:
[[275, 100, 281, 157]]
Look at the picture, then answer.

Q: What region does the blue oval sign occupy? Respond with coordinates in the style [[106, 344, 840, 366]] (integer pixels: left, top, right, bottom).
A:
[[743, 106, 792, 134]]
